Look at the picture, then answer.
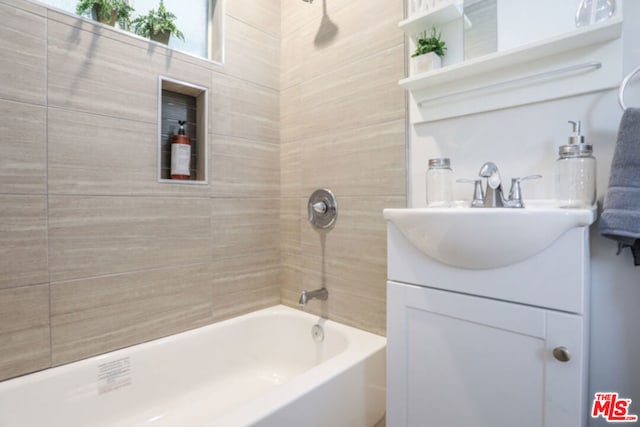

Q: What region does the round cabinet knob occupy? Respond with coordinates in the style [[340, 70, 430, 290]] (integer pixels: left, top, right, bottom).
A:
[[553, 346, 571, 362]]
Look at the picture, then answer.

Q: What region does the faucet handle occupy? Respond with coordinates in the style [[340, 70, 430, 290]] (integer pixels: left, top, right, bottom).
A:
[[457, 178, 485, 207], [508, 175, 542, 208], [521, 174, 543, 181]]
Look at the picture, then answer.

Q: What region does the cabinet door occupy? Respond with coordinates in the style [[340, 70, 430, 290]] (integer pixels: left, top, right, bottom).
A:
[[387, 282, 586, 427]]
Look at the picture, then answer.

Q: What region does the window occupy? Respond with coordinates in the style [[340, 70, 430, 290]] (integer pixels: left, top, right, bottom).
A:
[[41, 0, 223, 62]]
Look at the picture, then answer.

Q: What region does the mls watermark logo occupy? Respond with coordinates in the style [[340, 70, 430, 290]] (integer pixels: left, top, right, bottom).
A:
[[591, 392, 638, 423]]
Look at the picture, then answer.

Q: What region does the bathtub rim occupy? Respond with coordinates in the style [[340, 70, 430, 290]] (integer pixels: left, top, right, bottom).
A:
[[0, 304, 387, 427]]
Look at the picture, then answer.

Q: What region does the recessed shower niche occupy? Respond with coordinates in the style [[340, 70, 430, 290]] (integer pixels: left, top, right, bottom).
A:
[[158, 77, 209, 184]]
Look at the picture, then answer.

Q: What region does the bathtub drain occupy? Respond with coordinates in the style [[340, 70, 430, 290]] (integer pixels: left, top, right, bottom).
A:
[[311, 324, 324, 342]]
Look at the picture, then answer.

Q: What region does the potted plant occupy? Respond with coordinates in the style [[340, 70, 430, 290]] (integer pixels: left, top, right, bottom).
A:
[[75, 0, 133, 28], [131, 0, 185, 45], [411, 26, 447, 74]]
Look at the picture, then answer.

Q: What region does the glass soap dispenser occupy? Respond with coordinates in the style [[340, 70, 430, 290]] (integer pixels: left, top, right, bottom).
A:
[[555, 120, 596, 208]]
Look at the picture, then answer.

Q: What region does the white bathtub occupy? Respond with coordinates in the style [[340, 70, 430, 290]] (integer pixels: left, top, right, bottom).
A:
[[0, 305, 386, 427]]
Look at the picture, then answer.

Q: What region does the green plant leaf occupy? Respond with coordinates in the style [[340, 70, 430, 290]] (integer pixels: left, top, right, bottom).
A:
[[131, 0, 185, 42], [75, 0, 133, 27], [412, 25, 447, 58]]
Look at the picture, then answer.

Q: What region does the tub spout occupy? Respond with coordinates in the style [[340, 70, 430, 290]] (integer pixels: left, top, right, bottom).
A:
[[299, 288, 328, 306]]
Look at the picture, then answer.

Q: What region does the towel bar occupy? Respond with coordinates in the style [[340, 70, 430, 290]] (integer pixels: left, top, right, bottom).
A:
[[618, 64, 640, 110], [417, 61, 601, 107]]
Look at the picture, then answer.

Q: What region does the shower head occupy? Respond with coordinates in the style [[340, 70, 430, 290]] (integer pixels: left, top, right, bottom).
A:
[[302, 0, 313, 3]]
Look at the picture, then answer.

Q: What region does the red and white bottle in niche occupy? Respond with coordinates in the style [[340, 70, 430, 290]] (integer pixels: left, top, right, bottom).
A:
[[171, 120, 191, 180]]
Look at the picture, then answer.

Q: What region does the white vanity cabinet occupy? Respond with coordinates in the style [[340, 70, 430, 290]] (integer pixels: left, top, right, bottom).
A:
[[387, 282, 586, 426], [385, 210, 593, 427]]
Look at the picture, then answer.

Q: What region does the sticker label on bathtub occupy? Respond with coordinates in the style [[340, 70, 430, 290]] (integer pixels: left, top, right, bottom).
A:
[[97, 357, 131, 395]]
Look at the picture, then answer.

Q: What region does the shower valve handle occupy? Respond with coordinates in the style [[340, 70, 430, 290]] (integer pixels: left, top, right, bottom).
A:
[[312, 201, 328, 214]]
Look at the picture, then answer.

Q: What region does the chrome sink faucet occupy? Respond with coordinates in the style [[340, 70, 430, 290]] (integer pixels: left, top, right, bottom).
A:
[[474, 162, 541, 208], [299, 288, 328, 306], [479, 162, 505, 207]]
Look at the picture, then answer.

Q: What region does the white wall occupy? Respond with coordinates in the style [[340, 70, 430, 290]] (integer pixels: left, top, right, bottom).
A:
[[408, 3, 640, 425]]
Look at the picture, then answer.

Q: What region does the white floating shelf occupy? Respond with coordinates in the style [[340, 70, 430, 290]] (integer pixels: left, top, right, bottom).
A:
[[399, 17, 623, 91], [399, 1, 462, 35]]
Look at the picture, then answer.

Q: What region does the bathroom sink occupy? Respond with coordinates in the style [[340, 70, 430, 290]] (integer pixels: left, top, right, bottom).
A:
[[383, 201, 596, 269]]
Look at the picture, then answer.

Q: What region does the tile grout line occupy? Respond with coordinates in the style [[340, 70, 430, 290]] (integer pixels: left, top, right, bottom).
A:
[[44, 7, 53, 369], [226, 13, 280, 43], [280, 41, 405, 93], [45, 193, 283, 200], [280, 116, 406, 145]]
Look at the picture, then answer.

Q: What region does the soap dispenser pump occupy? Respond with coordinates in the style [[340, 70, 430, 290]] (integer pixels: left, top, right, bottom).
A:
[[555, 120, 596, 208]]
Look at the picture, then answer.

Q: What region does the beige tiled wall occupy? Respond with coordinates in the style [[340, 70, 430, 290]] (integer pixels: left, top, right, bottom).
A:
[[0, 285, 50, 380], [0, 1, 46, 105], [0, 0, 50, 381], [0, 0, 280, 380], [0, 0, 407, 383], [279, 0, 406, 335]]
